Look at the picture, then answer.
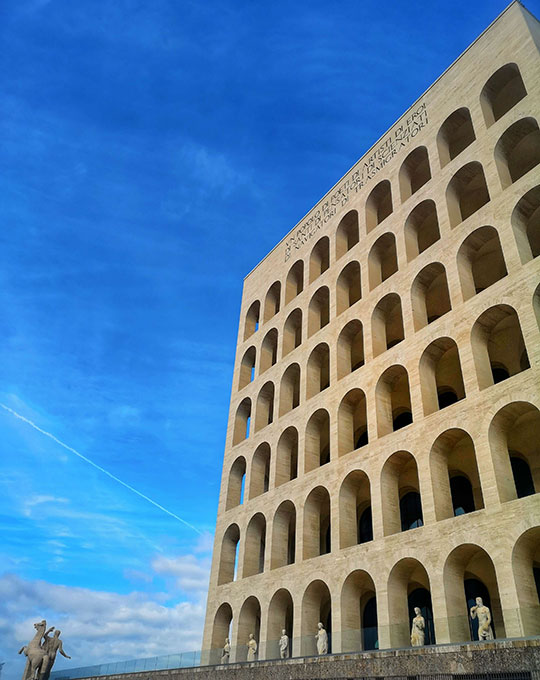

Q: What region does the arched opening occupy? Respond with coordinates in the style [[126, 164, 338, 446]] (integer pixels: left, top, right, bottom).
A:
[[411, 262, 451, 329], [285, 260, 304, 304], [305, 409, 331, 472], [404, 200, 441, 261], [238, 346, 256, 390], [437, 107, 476, 167], [303, 486, 331, 559], [376, 365, 413, 436], [243, 513, 266, 577], [210, 603, 233, 664], [271, 501, 296, 569], [260, 328, 278, 373], [488, 401, 540, 504], [430, 429, 484, 520], [309, 237, 330, 283], [336, 210, 359, 258], [419, 337, 465, 415], [512, 528, 540, 636], [511, 186, 540, 263], [368, 232, 398, 289], [372, 293, 404, 357], [338, 389, 368, 456], [339, 470, 372, 548], [446, 162, 490, 228], [266, 589, 294, 659], [249, 443, 270, 499], [387, 558, 434, 648], [399, 146, 431, 201], [275, 426, 298, 487], [283, 308, 302, 356], [336, 261, 361, 314], [279, 363, 300, 416], [236, 597, 261, 661], [480, 63, 527, 127], [301, 580, 332, 655], [381, 451, 422, 536], [264, 281, 281, 323], [306, 343, 330, 399], [444, 544, 505, 642], [217, 524, 240, 585], [233, 398, 251, 445], [495, 117, 540, 189], [366, 179, 393, 232], [226, 456, 246, 510], [308, 287, 330, 337], [457, 226, 507, 300], [254, 381, 274, 432], [471, 305, 530, 390], [244, 301, 260, 341], [337, 319, 364, 379], [341, 570, 377, 651]]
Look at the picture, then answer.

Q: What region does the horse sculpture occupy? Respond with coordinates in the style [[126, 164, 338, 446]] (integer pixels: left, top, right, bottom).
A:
[[18, 620, 53, 680]]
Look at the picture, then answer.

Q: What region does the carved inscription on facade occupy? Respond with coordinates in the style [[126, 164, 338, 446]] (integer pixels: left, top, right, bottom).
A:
[[284, 103, 429, 261]]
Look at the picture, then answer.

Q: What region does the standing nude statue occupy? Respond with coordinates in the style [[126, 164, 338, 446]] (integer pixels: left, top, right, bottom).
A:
[[315, 622, 328, 655], [410, 607, 425, 646], [279, 629, 289, 659], [41, 630, 71, 680], [246, 633, 257, 661], [470, 597, 494, 640], [221, 638, 230, 664]]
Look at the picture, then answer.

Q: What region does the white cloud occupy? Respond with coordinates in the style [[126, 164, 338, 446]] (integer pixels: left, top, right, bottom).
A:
[[151, 554, 210, 594]]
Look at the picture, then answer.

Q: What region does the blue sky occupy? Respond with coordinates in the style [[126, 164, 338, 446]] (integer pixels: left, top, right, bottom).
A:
[[1, 0, 539, 676]]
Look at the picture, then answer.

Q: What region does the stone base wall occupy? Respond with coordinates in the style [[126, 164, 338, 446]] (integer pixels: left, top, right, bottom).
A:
[[81, 639, 540, 680]]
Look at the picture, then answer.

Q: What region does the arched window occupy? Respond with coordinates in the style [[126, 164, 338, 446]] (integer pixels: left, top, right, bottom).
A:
[[336, 210, 359, 258], [249, 443, 271, 499], [254, 381, 274, 431], [285, 260, 304, 304], [376, 365, 413, 437], [399, 146, 431, 201], [404, 200, 441, 261], [266, 589, 294, 658], [236, 597, 261, 661], [303, 488, 331, 559], [457, 226, 507, 300], [340, 570, 377, 652], [437, 107, 476, 167], [244, 300, 260, 340], [480, 63, 527, 127], [366, 180, 393, 232], [339, 470, 372, 548], [283, 308, 302, 357], [447, 161, 490, 228], [338, 389, 368, 456], [495, 117, 540, 189], [336, 261, 361, 314], [243, 513, 266, 577], [511, 186, 540, 263], [271, 501, 296, 569], [309, 237, 330, 283], [263, 281, 281, 322], [411, 263, 451, 329], [275, 426, 298, 487], [381, 451, 422, 535], [233, 398, 251, 445], [337, 319, 364, 379], [368, 232, 398, 289], [306, 343, 330, 399], [305, 409, 331, 472], [301, 580, 332, 655], [308, 287, 330, 337], [260, 328, 278, 373], [471, 305, 530, 389], [210, 603, 233, 664], [400, 491, 423, 531], [372, 293, 404, 356], [217, 523, 240, 585], [238, 346, 256, 390], [279, 363, 300, 415], [387, 558, 433, 647], [419, 337, 466, 415], [226, 456, 246, 510], [512, 528, 540, 636]]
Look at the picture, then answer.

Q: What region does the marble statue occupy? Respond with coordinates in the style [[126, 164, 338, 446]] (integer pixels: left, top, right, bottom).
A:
[[470, 597, 494, 640], [410, 607, 425, 646], [279, 629, 289, 659], [18, 621, 70, 680], [246, 633, 257, 661], [41, 630, 71, 680], [315, 622, 328, 655], [221, 638, 230, 664]]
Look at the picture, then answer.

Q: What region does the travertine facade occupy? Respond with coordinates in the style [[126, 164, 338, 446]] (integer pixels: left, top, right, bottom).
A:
[[203, 2, 540, 663]]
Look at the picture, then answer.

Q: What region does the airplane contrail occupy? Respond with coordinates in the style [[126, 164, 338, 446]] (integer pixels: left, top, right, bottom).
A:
[[0, 402, 202, 535]]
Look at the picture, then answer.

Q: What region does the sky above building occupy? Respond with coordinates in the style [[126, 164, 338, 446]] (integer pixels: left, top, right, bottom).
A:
[[1, 0, 539, 677]]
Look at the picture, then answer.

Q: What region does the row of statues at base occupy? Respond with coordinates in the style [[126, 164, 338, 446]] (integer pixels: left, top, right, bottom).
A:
[[221, 597, 494, 662], [18, 620, 71, 680]]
